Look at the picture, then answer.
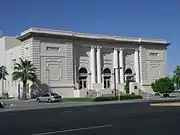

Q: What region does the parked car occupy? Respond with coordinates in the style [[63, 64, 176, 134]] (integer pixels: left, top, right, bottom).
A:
[[36, 93, 62, 103]]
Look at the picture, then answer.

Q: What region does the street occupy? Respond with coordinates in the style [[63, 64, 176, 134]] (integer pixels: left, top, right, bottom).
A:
[[0, 102, 180, 135]]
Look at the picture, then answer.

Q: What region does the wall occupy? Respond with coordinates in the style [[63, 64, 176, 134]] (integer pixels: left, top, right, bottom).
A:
[[145, 44, 167, 84], [5, 44, 21, 98], [38, 37, 74, 86], [5, 36, 21, 50], [0, 37, 5, 97], [74, 45, 90, 89], [21, 38, 33, 61], [0, 37, 6, 66], [0, 37, 21, 98], [140, 43, 168, 93], [124, 49, 135, 73], [25, 37, 75, 97]]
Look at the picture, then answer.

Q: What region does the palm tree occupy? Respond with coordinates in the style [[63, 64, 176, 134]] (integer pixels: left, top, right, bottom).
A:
[[12, 58, 37, 100], [0, 66, 8, 98], [172, 66, 180, 90], [0, 66, 8, 80]]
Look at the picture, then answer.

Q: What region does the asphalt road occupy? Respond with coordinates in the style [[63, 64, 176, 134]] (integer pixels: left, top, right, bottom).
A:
[[1, 102, 180, 135]]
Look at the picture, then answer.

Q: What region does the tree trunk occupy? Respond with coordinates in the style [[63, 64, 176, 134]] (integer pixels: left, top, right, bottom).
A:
[[22, 81, 27, 100]]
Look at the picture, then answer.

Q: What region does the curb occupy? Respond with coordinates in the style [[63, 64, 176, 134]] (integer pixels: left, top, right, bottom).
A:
[[150, 102, 180, 107]]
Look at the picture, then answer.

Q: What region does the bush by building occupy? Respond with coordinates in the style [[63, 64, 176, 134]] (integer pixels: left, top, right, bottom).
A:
[[93, 94, 143, 102], [0, 102, 4, 108], [151, 77, 175, 97]]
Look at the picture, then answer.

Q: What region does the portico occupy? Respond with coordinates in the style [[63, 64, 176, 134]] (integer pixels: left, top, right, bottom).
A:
[[85, 46, 140, 91]]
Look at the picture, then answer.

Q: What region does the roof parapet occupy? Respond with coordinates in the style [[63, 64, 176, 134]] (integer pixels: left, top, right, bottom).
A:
[[18, 27, 169, 45]]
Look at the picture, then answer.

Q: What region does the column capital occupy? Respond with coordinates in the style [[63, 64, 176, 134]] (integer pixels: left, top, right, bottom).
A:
[[96, 46, 102, 49], [91, 46, 96, 49], [134, 48, 139, 52], [118, 48, 124, 51]]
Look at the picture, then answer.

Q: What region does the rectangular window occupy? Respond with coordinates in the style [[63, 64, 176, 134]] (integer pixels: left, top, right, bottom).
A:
[[83, 80, 87, 88], [79, 81, 82, 89], [107, 80, 110, 88], [149, 52, 158, 56], [46, 47, 60, 52], [104, 80, 107, 88]]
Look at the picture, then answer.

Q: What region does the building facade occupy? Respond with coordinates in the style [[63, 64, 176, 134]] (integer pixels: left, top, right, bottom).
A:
[[0, 28, 169, 98]]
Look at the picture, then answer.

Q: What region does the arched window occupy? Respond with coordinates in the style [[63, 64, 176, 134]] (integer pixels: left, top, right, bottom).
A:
[[102, 68, 111, 89], [78, 68, 87, 90], [125, 68, 133, 74], [124, 68, 134, 81], [103, 68, 111, 74], [79, 68, 88, 74]]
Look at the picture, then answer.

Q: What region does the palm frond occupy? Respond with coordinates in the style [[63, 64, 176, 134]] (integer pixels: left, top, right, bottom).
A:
[[12, 71, 23, 81], [14, 63, 23, 70], [0, 65, 8, 80], [27, 72, 37, 82], [12, 58, 37, 83]]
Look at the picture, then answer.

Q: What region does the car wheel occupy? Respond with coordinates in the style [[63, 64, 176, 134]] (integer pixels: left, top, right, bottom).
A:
[[48, 99, 52, 103], [37, 98, 41, 103]]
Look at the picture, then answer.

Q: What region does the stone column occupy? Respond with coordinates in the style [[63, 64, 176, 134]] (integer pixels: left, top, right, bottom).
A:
[[119, 48, 124, 83], [96, 46, 101, 83], [134, 49, 140, 83], [113, 48, 119, 84], [90, 46, 96, 88]]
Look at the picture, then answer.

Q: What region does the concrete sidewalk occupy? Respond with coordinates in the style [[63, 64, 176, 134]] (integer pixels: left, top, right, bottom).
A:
[[0, 99, 148, 112], [1, 97, 180, 113]]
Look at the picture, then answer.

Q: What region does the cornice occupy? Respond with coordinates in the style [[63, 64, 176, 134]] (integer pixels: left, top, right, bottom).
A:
[[18, 27, 170, 45]]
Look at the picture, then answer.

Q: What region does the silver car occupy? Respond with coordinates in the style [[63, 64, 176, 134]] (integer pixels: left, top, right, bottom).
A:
[[37, 93, 61, 103]]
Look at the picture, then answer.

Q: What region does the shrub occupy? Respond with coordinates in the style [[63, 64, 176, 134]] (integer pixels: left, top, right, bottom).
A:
[[0, 102, 4, 108], [120, 94, 142, 100], [93, 95, 142, 102], [125, 80, 130, 94], [151, 77, 175, 95], [93, 96, 118, 102], [125, 79, 135, 94], [62, 98, 93, 102]]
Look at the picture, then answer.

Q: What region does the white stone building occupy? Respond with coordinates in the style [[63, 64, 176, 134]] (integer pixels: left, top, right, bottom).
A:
[[0, 28, 169, 98]]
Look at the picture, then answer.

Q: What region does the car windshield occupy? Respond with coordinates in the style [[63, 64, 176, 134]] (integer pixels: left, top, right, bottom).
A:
[[50, 93, 59, 96]]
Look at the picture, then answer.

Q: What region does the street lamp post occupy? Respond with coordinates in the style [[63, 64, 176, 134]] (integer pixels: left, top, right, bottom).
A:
[[114, 68, 117, 96], [1, 69, 4, 104], [114, 67, 122, 99], [46, 68, 51, 93]]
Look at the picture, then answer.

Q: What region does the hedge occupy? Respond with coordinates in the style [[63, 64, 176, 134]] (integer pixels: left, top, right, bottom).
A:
[[0, 103, 4, 108], [93, 95, 143, 102], [62, 98, 93, 102]]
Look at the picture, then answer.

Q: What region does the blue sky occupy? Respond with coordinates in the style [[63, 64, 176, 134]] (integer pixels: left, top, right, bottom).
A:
[[0, 0, 179, 74]]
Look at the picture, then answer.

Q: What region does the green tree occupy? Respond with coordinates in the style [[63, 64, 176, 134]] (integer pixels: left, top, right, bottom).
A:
[[0, 66, 8, 80], [12, 58, 37, 100], [151, 77, 175, 95], [125, 77, 135, 94], [172, 66, 180, 90]]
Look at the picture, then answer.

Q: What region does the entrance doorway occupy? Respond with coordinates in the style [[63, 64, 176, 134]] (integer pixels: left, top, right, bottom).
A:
[[78, 68, 88, 90], [102, 68, 111, 89]]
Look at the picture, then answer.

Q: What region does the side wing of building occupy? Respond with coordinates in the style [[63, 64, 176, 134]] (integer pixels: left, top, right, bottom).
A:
[[140, 43, 168, 93]]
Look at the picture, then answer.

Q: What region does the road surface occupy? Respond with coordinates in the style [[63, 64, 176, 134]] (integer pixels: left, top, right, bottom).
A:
[[0, 102, 180, 135]]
